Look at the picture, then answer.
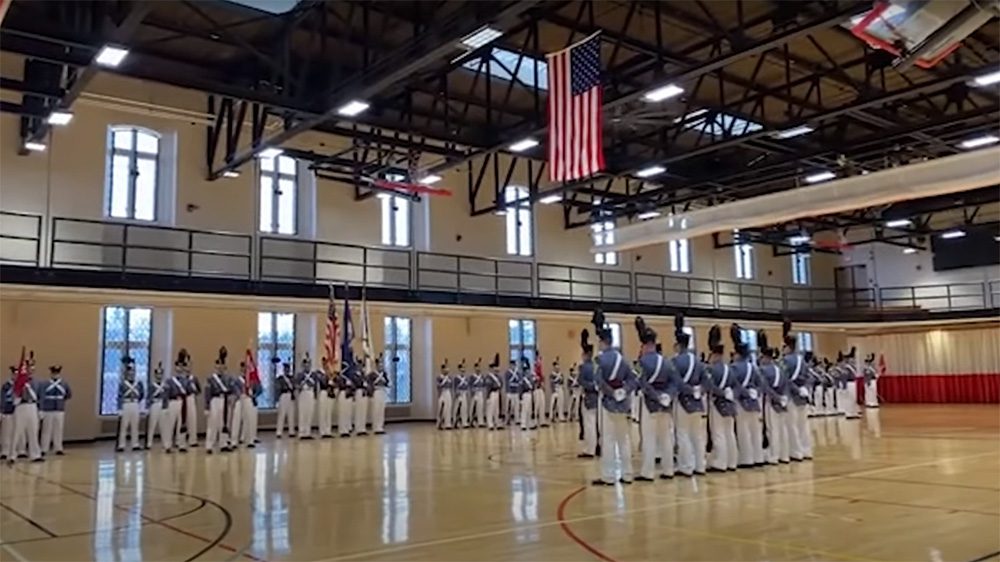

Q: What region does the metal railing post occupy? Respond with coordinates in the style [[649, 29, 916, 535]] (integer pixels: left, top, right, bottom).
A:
[[121, 224, 129, 273], [187, 231, 194, 276]]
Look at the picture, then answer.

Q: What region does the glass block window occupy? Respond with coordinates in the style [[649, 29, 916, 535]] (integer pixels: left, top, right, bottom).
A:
[[257, 312, 296, 409], [384, 316, 412, 404], [508, 319, 536, 365], [99, 306, 152, 415]]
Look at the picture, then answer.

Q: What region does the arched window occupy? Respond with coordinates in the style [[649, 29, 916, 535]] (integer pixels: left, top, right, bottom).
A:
[[106, 126, 160, 221]]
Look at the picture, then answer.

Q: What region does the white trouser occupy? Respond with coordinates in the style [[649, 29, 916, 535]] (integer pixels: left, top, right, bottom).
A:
[[117, 402, 140, 451], [0, 413, 14, 458], [472, 391, 485, 427], [437, 390, 452, 429], [836, 387, 850, 416], [533, 389, 546, 425], [454, 392, 468, 428], [582, 407, 598, 455], [520, 393, 533, 429], [865, 379, 879, 407], [630, 394, 640, 422], [569, 390, 581, 420], [276, 393, 295, 436], [600, 410, 633, 482], [205, 396, 225, 452], [370, 388, 387, 433], [787, 402, 812, 459], [298, 391, 316, 438], [166, 399, 184, 450], [504, 393, 518, 425], [40, 411, 66, 454], [765, 407, 790, 463], [708, 406, 738, 470], [639, 401, 675, 478], [228, 397, 244, 447], [353, 390, 368, 434], [550, 388, 565, 422], [736, 408, 763, 465], [181, 395, 198, 446], [674, 406, 706, 474], [318, 393, 334, 436], [845, 382, 860, 418], [239, 396, 257, 445], [145, 402, 164, 449], [486, 392, 500, 429], [338, 390, 354, 434]]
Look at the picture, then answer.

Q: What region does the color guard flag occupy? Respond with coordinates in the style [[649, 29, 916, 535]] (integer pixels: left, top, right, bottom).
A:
[[547, 32, 604, 182], [878, 353, 887, 377], [244, 347, 260, 392], [341, 287, 355, 369], [324, 284, 339, 368], [13, 346, 30, 396]]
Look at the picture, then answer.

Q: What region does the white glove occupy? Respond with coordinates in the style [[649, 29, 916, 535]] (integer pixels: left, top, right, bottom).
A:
[[748, 388, 759, 401], [780, 396, 789, 408], [692, 385, 702, 400], [658, 393, 672, 408], [613, 388, 627, 402], [798, 387, 809, 398], [723, 388, 734, 401]]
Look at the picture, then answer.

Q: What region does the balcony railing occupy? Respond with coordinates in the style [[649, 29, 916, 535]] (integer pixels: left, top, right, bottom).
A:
[[2, 212, 997, 315]]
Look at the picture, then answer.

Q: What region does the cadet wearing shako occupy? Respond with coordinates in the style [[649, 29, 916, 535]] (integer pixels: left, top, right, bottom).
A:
[[296, 353, 318, 438], [316, 358, 335, 438], [518, 357, 534, 430], [671, 314, 707, 477], [436, 360, 453, 430], [568, 365, 581, 422], [503, 359, 520, 427], [838, 347, 861, 419], [204, 347, 231, 454], [485, 354, 503, 429], [165, 350, 191, 453], [577, 331, 599, 458], [352, 357, 371, 436], [532, 360, 547, 427], [453, 360, 470, 429], [758, 331, 790, 464], [116, 356, 143, 453], [549, 358, 566, 423], [275, 358, 297, 438], [145, 362, 168, 451], [704, 326, 738, 472], [179, 359, 201, 448], [782, 322, 812, 461], [730, 325, 763, 467], [469, 358, 485, 428], [634, 317, 678, 482], [863, 353, 879, 408], [0, 370, 15, 461], [591, 309, 634, 485], [370, 355, 391, 434], [817, 358, 836, 417], [230, 359, 262, 448], [40, 364, 72, 456], [335, 360, 355, 436]]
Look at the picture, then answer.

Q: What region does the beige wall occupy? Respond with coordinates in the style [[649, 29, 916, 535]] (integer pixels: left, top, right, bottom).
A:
[[1, 285, 849, 441], [0, 51, 836, 288]]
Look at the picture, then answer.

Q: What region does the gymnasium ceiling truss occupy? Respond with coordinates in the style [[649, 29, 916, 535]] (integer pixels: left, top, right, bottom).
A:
[[1, 0, 998, 242]]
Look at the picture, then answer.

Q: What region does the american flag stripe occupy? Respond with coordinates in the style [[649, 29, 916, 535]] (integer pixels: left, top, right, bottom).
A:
[[547, 33, 604, 183], [324, 290, 339, 367]]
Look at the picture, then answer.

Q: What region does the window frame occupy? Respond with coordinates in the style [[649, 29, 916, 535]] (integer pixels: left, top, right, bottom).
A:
[[379, 173, 411, 247], [99, 306, 153, 416], [504, 186, 532, 257], [797, 332, 814, 352], [384, 316, 412, 404], [508, 319, 537, 365], [258, 154, 298, 235], [591, 220, 618, 266], [105, 126, 160, 222], [605, 322, 622, 351], [791, 251, 811, 285], [668, 238, 691, 273], [733, 230, 755, 280], [256, 311, 296, 410]]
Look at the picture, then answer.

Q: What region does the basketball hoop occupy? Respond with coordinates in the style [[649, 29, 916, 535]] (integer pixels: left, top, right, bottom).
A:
[[813, 234, 852, 253], [362, 176, 453, 197], [849, 1, 967, 69]]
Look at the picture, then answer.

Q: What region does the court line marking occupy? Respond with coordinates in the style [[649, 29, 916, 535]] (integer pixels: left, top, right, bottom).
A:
[[556, 486, 617, 562], [843, 475, 1000, 492], [320, 450, 998, 562], [763, 488, 1000, 517], [967, 550, 1000, 562], [0, 500, 58, 538]]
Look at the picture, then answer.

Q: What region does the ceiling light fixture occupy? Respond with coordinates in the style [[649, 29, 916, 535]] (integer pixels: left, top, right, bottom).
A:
[[461, 26, 503, 49], [635, 165, 666, 178], [805, 171, 836, 183], [902, 248, 917, 254], [643, 83, 683, 102], [508, 138, 538, 152], [46, 111, 73, 126], [787, 235, 811, 244], [417, 174, 442, 185], [885, 219, 912, 228], [538, 194, 562, 204], [259, 147, 284, 159], [636, 211, 661, 220], [958, 134, 1000, 149], [24, 141, 46, 152], [337, 100, 370, 117], [95, 45, 129, 68], [972, 69, 1000, 87], [940, 230, 966, 239], [222, 170, 240, 178], [772, 125, 814, 139]]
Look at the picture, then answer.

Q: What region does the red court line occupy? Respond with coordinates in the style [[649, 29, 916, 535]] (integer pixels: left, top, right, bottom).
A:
[[556, 485, 621, 562]]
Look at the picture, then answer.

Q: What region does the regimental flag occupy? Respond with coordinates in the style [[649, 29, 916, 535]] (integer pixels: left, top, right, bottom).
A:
[[878, 353, 887, 377], [341, 287, 355, 370], [323, 284, 339, 368], [547, 32, 604, 183], [13, 346, 30, 396], [244, 347, 260, 393], [533, 354, 543, 386], [361, 286, 374, 374]]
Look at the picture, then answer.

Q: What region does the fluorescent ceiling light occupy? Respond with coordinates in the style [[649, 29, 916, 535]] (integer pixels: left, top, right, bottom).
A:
[[461, 26, 503, 49], [885, 219, 912, 228], [508, 138, 538, 152], [636, 211, 661, 220], [772, 125, 813, 139], [222, 170, 240, 178], [972, 69, 1000, 87], [643, 83, 683, 102], [940, 230, 966, 239], [805, 171, 836, 183], [673, 108, 708, 123], [95, 45, 129, 68], [538, 194, 562, 204], [787, 235, 810, 244], [958, 135, 1000, 149], [337, 100, 370, 117], [46, 111, 73, 126], [259, 147, 284, 159], [417, 174, 442, 185], [24, 141, 46, 152], [494, 209, 507, 216], [902, 248, 917, 254], [635, 165, 666, 178]]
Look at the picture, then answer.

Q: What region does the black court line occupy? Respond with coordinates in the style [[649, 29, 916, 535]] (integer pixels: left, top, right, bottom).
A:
[[0, 500, 57, 538], [967, 551, 1000, 562], [847, 475, 1000, 492]]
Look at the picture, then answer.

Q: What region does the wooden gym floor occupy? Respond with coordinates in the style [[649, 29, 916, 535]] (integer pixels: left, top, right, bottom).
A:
[[0, 405, 997, 562]]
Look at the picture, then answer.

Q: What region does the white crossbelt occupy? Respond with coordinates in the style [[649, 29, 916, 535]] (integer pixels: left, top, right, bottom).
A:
[[46, 381, 65, 397], [647, 356, 663, 384], [740, 363, 753, 388], [680, 352, 695, 383], [789, 355, 803, 382], [122, 380, 139, 398], [720, 364, 730, 388]]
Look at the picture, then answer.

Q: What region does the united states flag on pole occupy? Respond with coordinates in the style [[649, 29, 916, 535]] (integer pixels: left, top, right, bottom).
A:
[[547, 32, 604, 183], [323, 285, 339, 368]]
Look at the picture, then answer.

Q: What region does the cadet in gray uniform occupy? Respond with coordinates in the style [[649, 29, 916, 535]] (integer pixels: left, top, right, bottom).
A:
[[485, 354, 503, 430], [316, 358, 335, 438], [453, 360, 470, 429], [204, 348, 232, 454], [591, 309, 634, 486], [758, 331, 790, 465], [370, 355, 392, 434], [0, 370, 15, 461], [165, 351, 191, 453], [549, 358, 566, 423], [731, 325, 764, 467], [782, 322, 812, 461], [519, 358, 535, 431], [568, 365, 581, 422], [40, 365, 72, 456], [634, 317, 678, 481], [577, 333, 598, 458], [275, 360, 296, 437], [179, 357, 200, 448], [469, 358, 485, 428], [704, 326, 738, 472], [116, 356, 144, 453], [297, 354, 319, 439], [335, 362, 355, 437], [436, 360, 452, 429], [145, 362, 168, 451], [503, 359, 520, 427], [672, 314, 707, 477], [863, 353, 880, 408]]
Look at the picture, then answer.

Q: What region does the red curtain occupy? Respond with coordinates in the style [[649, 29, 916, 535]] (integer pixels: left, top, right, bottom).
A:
[[870, 374, 1000, 404]]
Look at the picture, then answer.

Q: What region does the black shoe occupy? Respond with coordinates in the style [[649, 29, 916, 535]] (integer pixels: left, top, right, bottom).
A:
[[340, 434, 350, 438], [247, 443, 255, 448], [275, 434, 282, 439], [727, 467, 737, 472], [577, 453, 595, 459], [779, 460, 790, 464], [591, 479, 614, 487], [178, 448, 187, 453], [206, 450, 213, 455], [654, 457, 662, 464], [803, 456, 813, 461], [619, 478, 633, 485], [659, 474, 675, 480], [791, 457, 803, 462], [165, 448, 173, 454], [737, 463, 754, 469], [0, 455, 6, 461], [300, 436, 313, 440], [635, 476, 654, 482], [375, 431, 386, 435], [694, 471, 706, 476], [679, 472, 693, 478], [706, 467, 726, 473], [131, 447, 142, 452], [17, 454, 27, 459], [31, 457, 43, 463], [357, 432, 368, 436]]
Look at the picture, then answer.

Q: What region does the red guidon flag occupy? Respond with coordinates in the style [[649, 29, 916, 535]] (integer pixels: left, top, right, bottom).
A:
[[878, 353, 887, 377], [13, 346, 30, 396], [547, 32, 604, 182], [244, 347, 260, 392]]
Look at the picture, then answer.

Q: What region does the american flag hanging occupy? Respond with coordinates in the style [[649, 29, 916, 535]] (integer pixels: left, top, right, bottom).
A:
[[547, 32, 604, 183], [324, 285, 339, 368]]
